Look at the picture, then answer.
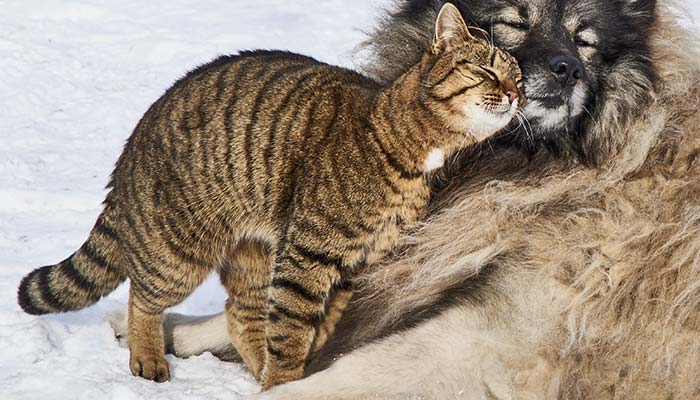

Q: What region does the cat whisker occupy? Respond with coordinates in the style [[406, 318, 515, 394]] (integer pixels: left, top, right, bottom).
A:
[[484, 136, 497, 156], [582, 105, 596, 125], [517, 111, 535, 144], [500, 115, 523, 139], [509, 111, 533, 145]]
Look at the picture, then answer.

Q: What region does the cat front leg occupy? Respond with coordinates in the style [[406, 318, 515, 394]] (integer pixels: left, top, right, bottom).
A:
[[260, 241, 347, 390]]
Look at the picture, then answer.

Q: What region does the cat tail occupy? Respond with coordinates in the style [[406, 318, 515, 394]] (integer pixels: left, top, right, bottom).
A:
[[18, 208, 127, 315]]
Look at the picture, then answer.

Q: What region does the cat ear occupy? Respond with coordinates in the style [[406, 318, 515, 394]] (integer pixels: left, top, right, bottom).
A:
[[432, 3, 473, 54]]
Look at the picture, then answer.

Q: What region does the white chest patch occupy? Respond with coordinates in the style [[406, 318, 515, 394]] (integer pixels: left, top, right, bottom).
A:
[[423, 148, 445, 173]]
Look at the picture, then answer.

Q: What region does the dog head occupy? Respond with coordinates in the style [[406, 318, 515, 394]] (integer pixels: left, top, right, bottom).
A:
[[450, 0, 657, 154]]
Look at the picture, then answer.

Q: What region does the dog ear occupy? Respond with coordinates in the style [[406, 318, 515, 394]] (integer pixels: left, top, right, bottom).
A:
[[432, 3, 473, 54]]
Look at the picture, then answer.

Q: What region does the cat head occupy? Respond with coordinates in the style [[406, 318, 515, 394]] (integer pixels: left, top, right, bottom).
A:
[[420, 3, 525, 141]]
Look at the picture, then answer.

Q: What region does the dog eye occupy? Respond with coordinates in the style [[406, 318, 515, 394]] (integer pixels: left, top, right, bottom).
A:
[[574, 37, 592, 47], [495, 21, 529, 31], [574, 27, 599, 48]]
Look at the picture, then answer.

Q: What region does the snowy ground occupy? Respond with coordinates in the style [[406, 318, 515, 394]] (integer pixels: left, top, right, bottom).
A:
[[1, 1, 698, 399]]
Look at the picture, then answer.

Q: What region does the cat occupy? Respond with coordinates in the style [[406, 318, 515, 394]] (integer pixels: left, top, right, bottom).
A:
[[17, 3, 523, 389]]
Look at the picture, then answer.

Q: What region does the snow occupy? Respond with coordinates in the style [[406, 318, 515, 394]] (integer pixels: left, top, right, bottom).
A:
[[0, 1, 698, 399]]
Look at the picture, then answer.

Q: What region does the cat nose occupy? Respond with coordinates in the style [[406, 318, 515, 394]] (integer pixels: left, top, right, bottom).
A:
[[549, 55, 583, 87], [505, 90, 518, 104], [500, 79, 518, 104]]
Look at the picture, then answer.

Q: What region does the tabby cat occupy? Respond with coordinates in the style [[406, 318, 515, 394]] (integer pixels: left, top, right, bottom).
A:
[[17, 4, 523, 389]]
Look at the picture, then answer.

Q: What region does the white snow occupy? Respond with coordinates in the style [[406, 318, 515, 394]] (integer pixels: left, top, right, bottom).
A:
[[0, 1, 698, 399]]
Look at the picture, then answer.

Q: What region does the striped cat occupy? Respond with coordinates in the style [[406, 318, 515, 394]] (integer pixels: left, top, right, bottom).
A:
[[17, 4, 523, 389]]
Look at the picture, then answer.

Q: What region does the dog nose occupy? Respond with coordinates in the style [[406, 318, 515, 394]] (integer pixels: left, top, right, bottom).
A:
[[549, 55, 583, 86], [500, 79, 519, 104]]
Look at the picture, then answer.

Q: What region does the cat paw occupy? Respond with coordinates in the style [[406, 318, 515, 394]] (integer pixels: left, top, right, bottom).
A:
[[130, 354, 170, 382]]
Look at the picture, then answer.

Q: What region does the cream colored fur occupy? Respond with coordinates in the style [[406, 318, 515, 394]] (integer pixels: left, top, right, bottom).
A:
[[112, 3, 700, 398]]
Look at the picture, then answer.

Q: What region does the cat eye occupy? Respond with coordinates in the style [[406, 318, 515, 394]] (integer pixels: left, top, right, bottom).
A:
[[455, 68, 485, 85], [479, 66, 499, 82]]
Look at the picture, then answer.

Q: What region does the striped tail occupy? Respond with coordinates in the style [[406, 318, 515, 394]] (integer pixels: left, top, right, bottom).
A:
[[18, 211, 127, 315]]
